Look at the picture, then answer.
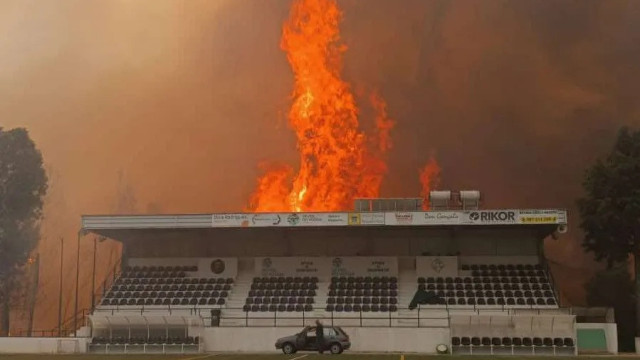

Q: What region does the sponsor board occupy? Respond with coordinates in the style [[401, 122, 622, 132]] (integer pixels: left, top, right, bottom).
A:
[[129, 257, 238, 279], [348, 212, 385, 225], [416, 256, 459, 278], [519, 216, 558, 224], [326, 213, 349, 225], [255, 257, 331, 278], [465, 210, 518, 224], [283, 213, 348, 226], [384, 212, 416, 225], [360, 212, 385, 225], [423, 211, 461, 225], [212, 214, 250, 227], [332, 257, 398, 277], [251, 214, 282, 226], [518, 209, 564, 224], [208, 209, 567, 228]]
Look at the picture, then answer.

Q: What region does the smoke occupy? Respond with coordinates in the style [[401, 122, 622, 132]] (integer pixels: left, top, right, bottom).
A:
[[0, 0, 638, 329]]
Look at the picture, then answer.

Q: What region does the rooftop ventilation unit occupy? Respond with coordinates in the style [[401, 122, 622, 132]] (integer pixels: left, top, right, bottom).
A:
[[429, 191, 452, 210], [459, 190, 481, 210]]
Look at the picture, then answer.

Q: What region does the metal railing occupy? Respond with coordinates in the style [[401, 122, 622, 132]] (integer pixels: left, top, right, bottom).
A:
[[90, 304, 571, 329], [10, 328, 75, 338]]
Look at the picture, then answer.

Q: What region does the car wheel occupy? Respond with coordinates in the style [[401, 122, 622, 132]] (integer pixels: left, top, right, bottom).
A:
[[282, 343, 296, 354], [330, 343, 342, 354]]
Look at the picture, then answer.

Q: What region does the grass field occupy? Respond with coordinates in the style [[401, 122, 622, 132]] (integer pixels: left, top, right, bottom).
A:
[[0, 355, 634, 360]]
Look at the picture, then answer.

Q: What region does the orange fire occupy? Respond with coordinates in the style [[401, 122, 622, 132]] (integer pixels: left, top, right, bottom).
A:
[[419, 156, 441, 210], [248, 0, 395, 212]]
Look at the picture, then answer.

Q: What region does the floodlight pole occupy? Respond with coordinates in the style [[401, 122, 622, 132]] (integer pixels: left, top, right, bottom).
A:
[[73, 231, 81, 336], [91, 237, 97, 311], [57, 237, 63, 337]]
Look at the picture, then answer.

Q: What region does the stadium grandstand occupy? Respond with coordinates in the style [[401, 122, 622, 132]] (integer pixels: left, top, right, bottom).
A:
[[13, 191, 615, 355]]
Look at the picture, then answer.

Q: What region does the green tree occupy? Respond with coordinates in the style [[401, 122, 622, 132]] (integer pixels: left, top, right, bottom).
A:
[[578, 126, 640, 338], [585, 267, 635, 351], [0, 128, 47, 335]]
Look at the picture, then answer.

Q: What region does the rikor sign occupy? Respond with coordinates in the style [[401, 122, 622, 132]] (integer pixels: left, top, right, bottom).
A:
[[466, 210, 518, 224]]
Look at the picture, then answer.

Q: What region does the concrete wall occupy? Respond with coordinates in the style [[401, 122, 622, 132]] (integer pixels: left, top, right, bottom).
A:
[[577, 323, 618, 354], [203, 327, 450, 353], [0, 337, 88, 354]]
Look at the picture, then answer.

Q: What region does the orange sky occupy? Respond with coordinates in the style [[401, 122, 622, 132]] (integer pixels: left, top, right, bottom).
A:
[[1, 0, 640, 330]]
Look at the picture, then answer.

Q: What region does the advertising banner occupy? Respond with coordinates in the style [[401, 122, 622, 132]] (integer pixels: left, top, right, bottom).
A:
[[254, 257, 331, 278], [129, 257, 238, 278], [196, 258, 238, 278], [212, 213, 250, 227], [384, 212, 418, 225], [331, 257, 398, 277], [347, 212, 385, 225], [421, 211, 463, 225], [518, 209, 564, 224], [416, 256, 459, 278], [278, 213, 348, 227], [209, 209, 567, 228], [463, 210, 519, 225]]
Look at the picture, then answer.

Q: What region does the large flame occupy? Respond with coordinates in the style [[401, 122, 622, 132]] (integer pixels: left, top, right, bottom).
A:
[[419, 155, 441, 210], [248, 0, 394, 212]]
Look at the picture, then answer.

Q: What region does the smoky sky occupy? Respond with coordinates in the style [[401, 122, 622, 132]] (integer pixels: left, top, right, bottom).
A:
[[1, 0, 639, 328]]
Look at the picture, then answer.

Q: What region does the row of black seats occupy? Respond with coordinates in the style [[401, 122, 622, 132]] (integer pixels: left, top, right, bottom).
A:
[[246, 297, 314, 305], [253, 276, 319, 283], [125, 265, 198, 272], [104, 290, 229, 300], [249, 289, 316, 298], [102, 297, 226, 306], [117, 277, 233, 285], [251, 282, 318, 291], [419, 277, 548, 285], [420, 289, 554, 299], [112, 284, 231, 293], [470, 270, 545, 278], [419, 283, 551, 291], [330, 282, 397, 290], [243, 304, 313, 312], [461, 264, 542, 271], [331, 276, 398, 283], [441, 297, 556, 306], [325, 304, 398, 312], [329, 289, 398, 297], [92, 336, 199, 345], [327, 297, 398, 305], [452, 336, 574, 347]]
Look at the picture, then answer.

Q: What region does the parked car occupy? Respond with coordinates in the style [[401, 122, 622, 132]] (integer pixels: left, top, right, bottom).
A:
[[275, 325, 350, 354]]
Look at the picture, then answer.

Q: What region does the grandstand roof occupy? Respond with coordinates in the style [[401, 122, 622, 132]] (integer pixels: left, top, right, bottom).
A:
[[81, 209, 567, 241]]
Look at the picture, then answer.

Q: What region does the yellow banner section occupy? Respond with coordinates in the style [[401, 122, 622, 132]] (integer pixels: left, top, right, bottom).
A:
[[520, 216, 557, 224]]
